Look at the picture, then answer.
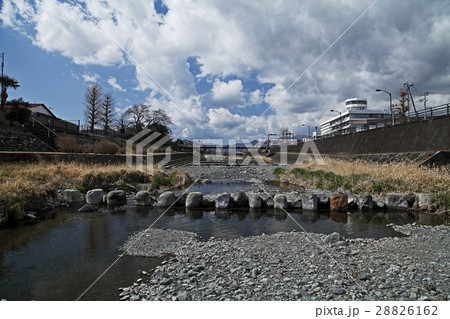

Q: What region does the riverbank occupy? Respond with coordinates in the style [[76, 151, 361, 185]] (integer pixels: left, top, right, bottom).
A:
[[120, 224, 449, 301]]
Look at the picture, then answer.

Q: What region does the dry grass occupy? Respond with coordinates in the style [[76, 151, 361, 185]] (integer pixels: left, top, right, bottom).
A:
[[280, 158, 449, 209], [0, 162, 157, 220]]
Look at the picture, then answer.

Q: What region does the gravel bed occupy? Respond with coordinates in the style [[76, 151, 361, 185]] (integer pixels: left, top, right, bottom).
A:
[[119, 224, 449, 301], [177, 164, 283, 183]]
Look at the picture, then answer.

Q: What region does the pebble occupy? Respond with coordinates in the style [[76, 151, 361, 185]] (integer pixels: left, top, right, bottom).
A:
[[119, 224, 449, 301]]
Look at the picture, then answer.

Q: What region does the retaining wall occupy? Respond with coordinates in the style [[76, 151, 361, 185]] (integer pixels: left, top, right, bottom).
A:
[[276, 116, 450, 155]]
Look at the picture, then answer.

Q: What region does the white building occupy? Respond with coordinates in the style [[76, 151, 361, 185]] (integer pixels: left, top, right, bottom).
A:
[[319, 97, 391, 137]]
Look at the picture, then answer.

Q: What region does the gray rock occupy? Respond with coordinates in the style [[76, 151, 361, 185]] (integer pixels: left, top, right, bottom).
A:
[[186, 192, 203, 208], [373, 197, 386, 210], [135, 191, 155, 206], [86, 189, 104, 205], [385, 193, 409, 210], [107, 190, 127, 205], [216, 193, 230, 208], [358, 194, 373, 210], [202, 194, 216, 207], [175, 193, 187, 207], [248, 193, 262, 208], [231, 191, 248, 207], [317, 195, 330, 209], [331, 287, 346, 295], [202, 179, 212, 185], [62, 189, 82, 203], [274, 194, 288, 209], [323, 232, 343, 244], [417, 193, 432, 209], [357, 274, 371, 281], [301, 194, 318, 211], [157, 192, 176, 207], [402, 193, 416, 207], [285, 192, 302, 209]]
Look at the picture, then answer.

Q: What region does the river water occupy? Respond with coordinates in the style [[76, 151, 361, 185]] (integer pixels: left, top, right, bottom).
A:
[[0, 181, 445, 301]]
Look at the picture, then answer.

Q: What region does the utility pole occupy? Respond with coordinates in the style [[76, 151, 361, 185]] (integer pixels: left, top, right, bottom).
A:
[[404, 82, 419, 119], [419, 91, 429, 120], [1, 53, 4, 113]]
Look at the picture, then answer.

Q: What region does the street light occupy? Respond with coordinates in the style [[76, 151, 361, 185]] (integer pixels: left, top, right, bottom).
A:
[[302, 124, 310, 139], [267, 133, 277, 151], [330, 109, 342, 135], [376, 89, 394, 126]]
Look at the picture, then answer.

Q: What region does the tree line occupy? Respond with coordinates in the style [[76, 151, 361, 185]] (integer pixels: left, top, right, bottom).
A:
[[83, 81, 172, 137]]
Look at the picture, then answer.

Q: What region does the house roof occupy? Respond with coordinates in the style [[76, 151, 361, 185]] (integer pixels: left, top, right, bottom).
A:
[[4, 103, 57, 118]]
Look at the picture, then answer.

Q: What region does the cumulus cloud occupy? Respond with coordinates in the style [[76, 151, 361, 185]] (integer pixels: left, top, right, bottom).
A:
[[1, 0, 449, 140], [82, 72, 100, 83], [107, 77, 126, 92], [209, 79, 244, 107]]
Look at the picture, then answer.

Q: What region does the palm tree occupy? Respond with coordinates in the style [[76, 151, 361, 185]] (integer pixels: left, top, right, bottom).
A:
[[0, 75, 20, 110]]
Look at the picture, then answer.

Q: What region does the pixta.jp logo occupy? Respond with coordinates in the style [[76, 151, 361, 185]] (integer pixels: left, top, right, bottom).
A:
[[126, 129, 171, 174]]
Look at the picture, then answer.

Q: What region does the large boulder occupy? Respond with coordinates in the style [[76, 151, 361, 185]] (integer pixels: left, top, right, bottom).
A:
[[202, 194, 216, 207], [216, 193, 230, 209], [248, 193, 262, 208], [107, 190, 127, 205], [186, 192, 203, 208], [285, 192, 302, 209], [174, 193, 188, 207], [135, 191, 155, 206], [417, 193, 432, 209], [372, 197, 386, 210], [260, 193, 274, 208], [274, 194, 288, 209], [301, 194, 318, 211], [157, 192, 176, 207], [357, 195, 373, 210], [231, 191, 248, 207], [330, 194, 347, 211], [86, 189, 104, 205], [385, 193, 409, 210], [63, 189, 82, 203], [317, 195, 330, 209]]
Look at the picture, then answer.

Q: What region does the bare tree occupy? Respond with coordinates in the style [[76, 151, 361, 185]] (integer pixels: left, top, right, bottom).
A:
[[124, 103, 151, 133], [101, 93, 115, 136], [147, 108, 173, 136], [84, 82, 103, 133], [117, 112, 127, 133]]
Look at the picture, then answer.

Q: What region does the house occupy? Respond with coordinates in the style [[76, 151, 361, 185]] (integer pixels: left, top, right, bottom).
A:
[[5, 102, 79, 133]]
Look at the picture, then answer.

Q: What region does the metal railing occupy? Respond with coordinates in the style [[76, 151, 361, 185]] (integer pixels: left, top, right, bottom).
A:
[[31, 116, 60, 138]]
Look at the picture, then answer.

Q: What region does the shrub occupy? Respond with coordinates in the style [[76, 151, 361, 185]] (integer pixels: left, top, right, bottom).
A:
[[55, 134, 80, 152], [93, 141, 119, 154]]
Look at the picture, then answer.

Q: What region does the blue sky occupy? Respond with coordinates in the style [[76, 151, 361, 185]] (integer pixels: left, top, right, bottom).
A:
[[1, 0, 449, 140]]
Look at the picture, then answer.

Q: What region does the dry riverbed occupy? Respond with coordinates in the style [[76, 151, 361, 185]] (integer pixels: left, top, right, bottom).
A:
[[119, 224, 449, 301]]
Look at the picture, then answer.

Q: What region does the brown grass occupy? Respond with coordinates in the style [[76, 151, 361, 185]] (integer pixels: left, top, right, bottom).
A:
[[0, 162, 159, 220], [300, 158, 449, 194], [281, 158, 449, 209]]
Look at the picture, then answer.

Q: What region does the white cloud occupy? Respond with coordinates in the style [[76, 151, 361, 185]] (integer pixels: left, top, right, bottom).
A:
[[82, 72, 100, 83], [107, 77, 126, 92], [210, 79, 244, 107], [2, 0, 450, 140]]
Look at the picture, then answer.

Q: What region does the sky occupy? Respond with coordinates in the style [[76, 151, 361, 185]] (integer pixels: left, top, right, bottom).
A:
[[0, 0, 449, 140]]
